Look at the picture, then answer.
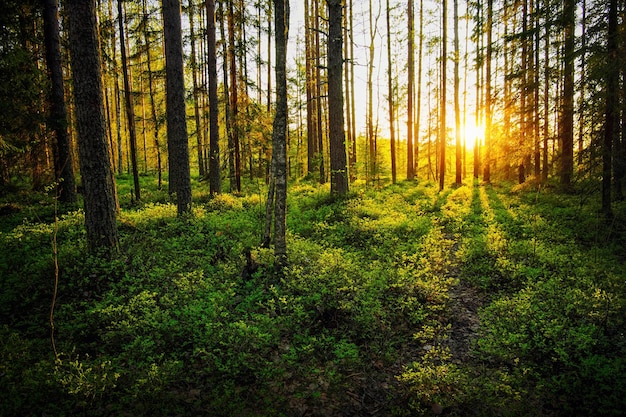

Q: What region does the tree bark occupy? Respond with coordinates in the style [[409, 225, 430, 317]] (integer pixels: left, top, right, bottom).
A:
[[328, 0, 348, 195], [163, 0, 192, 215], [439, 0, 447, 191], [43, 0, 77, 204], [118, 0, 141, 202], [271, 0, 289, 262], [454, 0, 461, 185], [387, 0, 397, 184], [602, 0, 618, 216], [560, 0, 575, 188], [67, 0, 119, 252], [407, 0, 415, 180], [206, 0, 221, 194]]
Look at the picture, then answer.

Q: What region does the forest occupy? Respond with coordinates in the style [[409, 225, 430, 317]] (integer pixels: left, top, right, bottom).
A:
[[1, 0, 625, 415]]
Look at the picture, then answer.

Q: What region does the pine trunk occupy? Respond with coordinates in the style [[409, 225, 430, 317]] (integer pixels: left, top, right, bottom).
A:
[[67, 0, 119, 252]]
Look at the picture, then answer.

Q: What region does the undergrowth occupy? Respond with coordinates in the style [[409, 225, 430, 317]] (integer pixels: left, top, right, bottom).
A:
[[0, 177, 624, 416]]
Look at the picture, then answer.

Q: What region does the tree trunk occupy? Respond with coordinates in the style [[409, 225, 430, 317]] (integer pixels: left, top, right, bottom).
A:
[[118, 0, 141, 202], [454, 0, 461, 185], [416, 0, 424, 178], [188, 0, 205, 178], [227, 0, 241, 192], [67, 0, 119, 253], [206, 0, 221, 194], [271, 0, 289, 262], [483, 0, 492, 183], [163, 0, 192, 215], [328, 0, 348, 195], [602, 0, 618, 216], [439, 0, 447, 191], [558, 0, 573, 188], [43, 0, 77, 204], [387, 0, 397, 184], [407, 0, 415, 180], [305, 0, 318, 176], [142, 0, 163, 190]]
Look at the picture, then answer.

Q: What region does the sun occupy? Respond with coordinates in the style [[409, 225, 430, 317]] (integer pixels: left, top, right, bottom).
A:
[[462, 120, 484, 151]]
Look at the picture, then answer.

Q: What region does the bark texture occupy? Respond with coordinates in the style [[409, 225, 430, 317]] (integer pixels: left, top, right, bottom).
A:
[[67, 0, 119, 252]]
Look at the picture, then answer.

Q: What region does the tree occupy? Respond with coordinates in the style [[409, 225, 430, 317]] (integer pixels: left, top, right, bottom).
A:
[[67, 0, 119, 252], [118, 0, 141, 202], [483, 0, 492, 183], [328, 0, 348, 195], [42, 0, 77, 204], [188, 0, 206, 178], [439, 0, 447, 191], [206, 0, 221, 194], [387, 0, 397, 184], [454, 0, 462, 185], [560, 0, 575, 188], [602, 0, 618, 216], [407, 0, 415, 180], [227, 0, 242, 192], [162, 0, 192, 215], [264, 0, 289, 264]]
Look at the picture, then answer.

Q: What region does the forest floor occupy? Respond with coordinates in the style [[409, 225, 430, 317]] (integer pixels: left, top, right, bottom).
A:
[[1, 176, 626, 416]]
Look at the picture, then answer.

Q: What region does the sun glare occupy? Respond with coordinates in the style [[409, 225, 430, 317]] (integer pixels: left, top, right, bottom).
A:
[[462, 121, 484, 151]]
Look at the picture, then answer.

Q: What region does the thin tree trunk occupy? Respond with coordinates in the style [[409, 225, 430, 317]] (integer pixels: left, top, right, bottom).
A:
[[387, 0, 397, 184], [43, 0, 77, 204], [483, 0, 492, 183], [439, 0, 447, 191], [407, 0, 415, 180], [227, 0, 241, 192], [118, 0, 141, 201], [416, 0, 424, 178], [189, 0, 206, 177], [142, 0, 163, 189], [560, 0, 575, 188], [602, 0, 618, 215], [206, 0, 221, 194], [454, 0, 461, 184]]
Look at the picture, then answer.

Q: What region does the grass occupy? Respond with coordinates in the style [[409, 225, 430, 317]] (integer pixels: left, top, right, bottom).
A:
[[1, 176, 625, 416]]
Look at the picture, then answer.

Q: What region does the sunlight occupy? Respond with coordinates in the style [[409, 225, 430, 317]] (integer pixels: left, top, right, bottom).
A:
[[462, 120, 484, 151]]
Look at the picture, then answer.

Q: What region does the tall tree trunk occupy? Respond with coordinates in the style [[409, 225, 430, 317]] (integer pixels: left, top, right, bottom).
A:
[[416, 0, 424, 178], [328, 0, 348, 195], [118, 0, 141, 202], [314, 0, 325, 183], [483, 0, 492, 183], [67, 0, 119, 253], [265, 0, 289, 263], [142, 0, 163, 190], [454, 0, 461, 185], [163, 0, 192, 215], [305, 0, 318, 176], [542, 0, 550, 182], [407, 0, 415, 180], [219, 1, 235, 190], [439, 0, 447, 191], [349, 0, 357, 180], [228, 0, 241, 192], [206, 0, 221, 194], [344, 0, 353, 181], [188, 0, 205, 178], [560, 0, 575, 188], [43, 0, 77, 204], [602, 0, 618, 216], [387, 0, 397, 184]]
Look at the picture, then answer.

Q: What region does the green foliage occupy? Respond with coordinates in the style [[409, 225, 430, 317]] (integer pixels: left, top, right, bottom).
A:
[[1, 178, 625, 415]]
